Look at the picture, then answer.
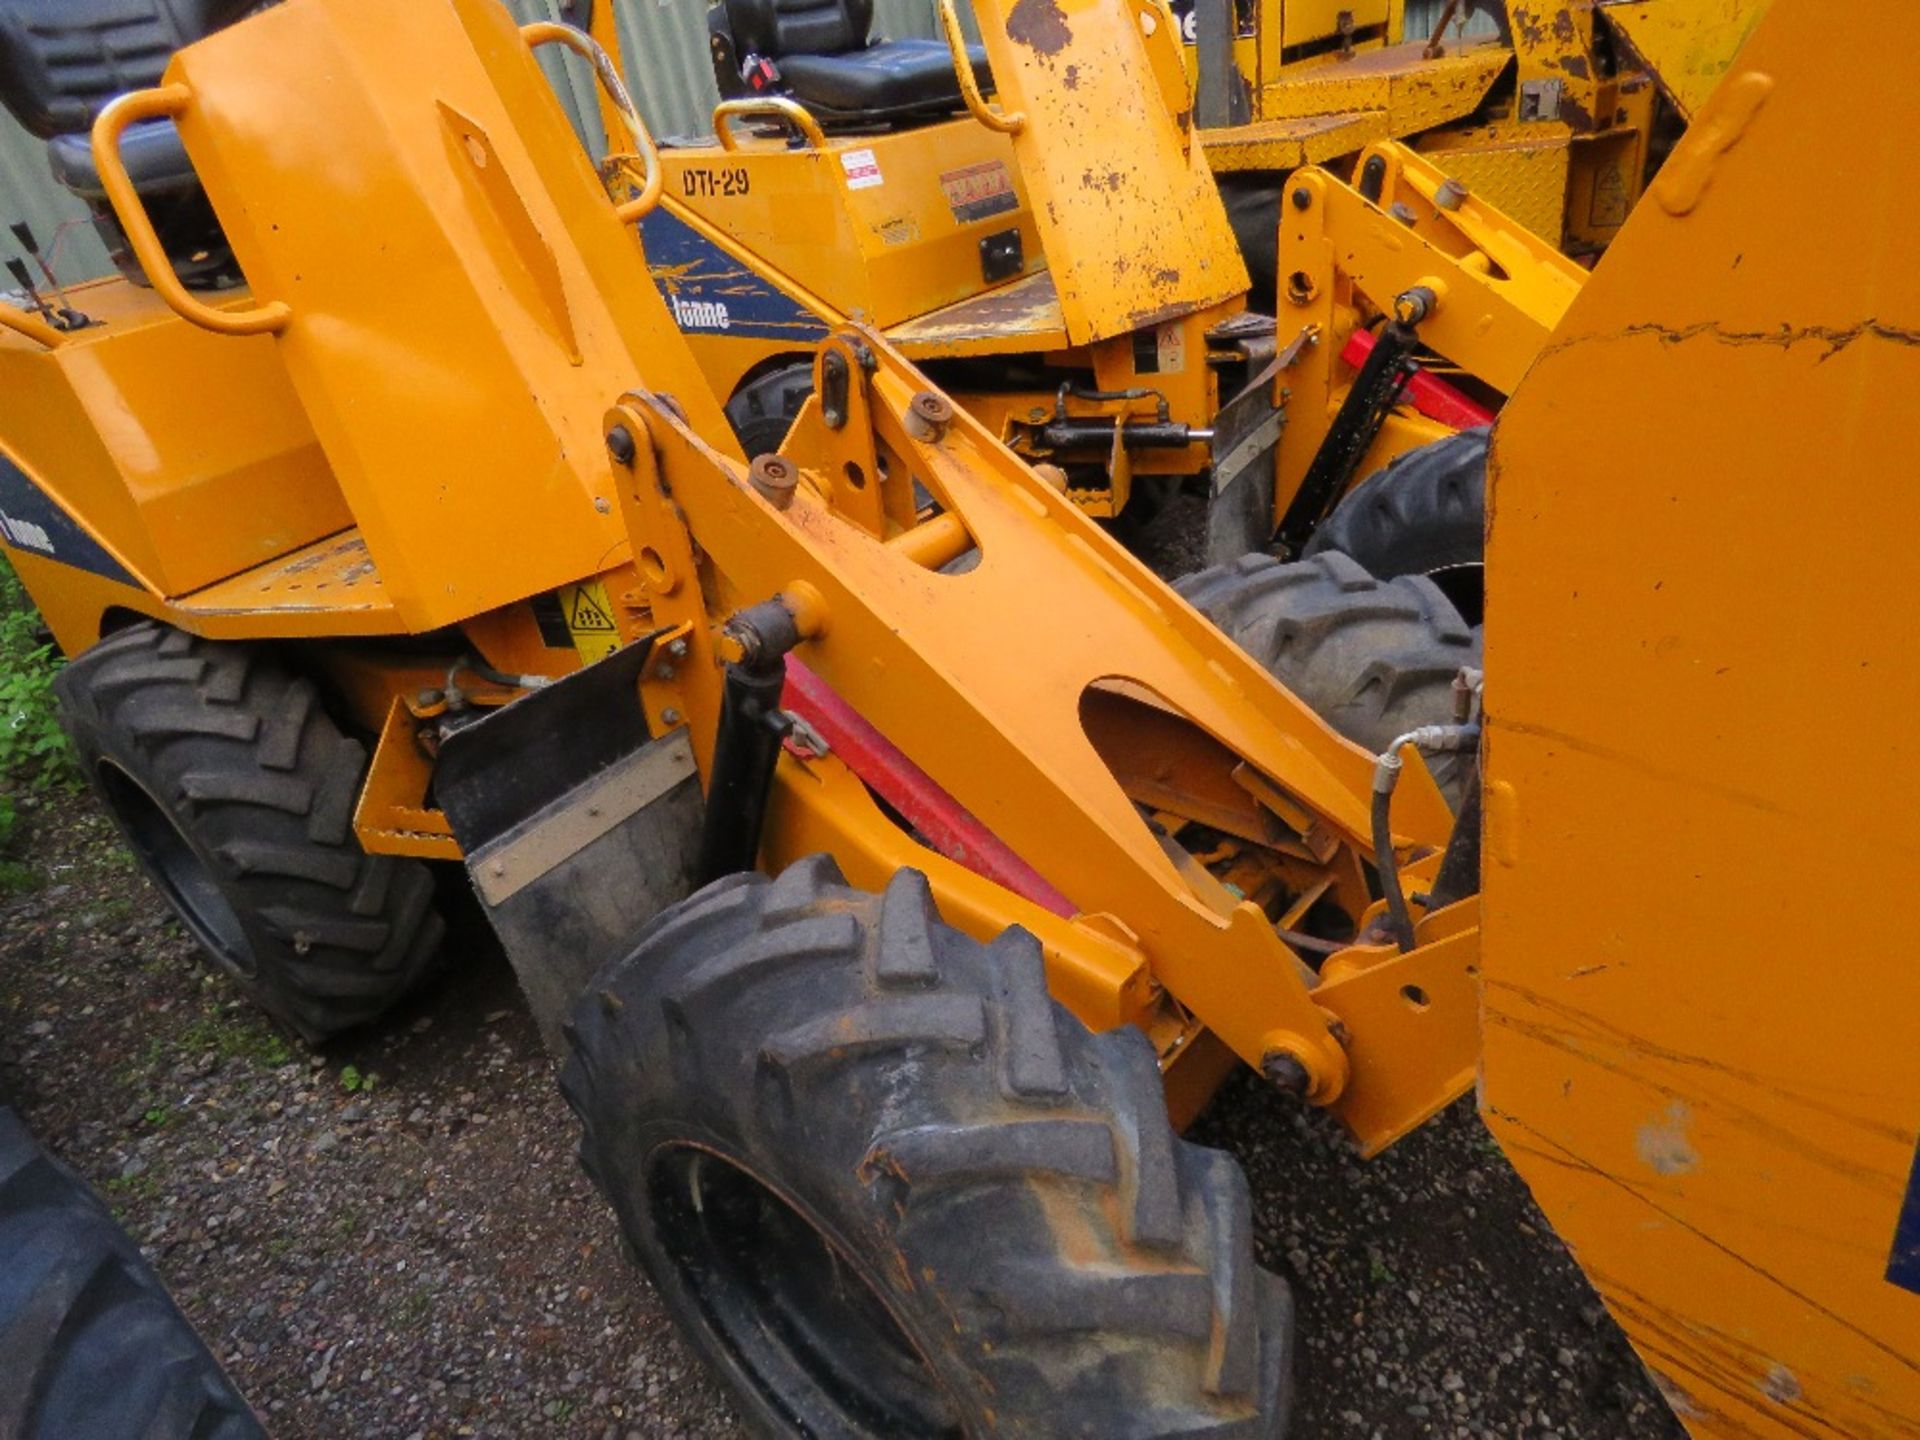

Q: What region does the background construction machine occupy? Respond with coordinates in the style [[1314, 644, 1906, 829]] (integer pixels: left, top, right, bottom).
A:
[[1181, 0, 1771, 261], [582, 0, 1591, 569], [0, 0, 1914, 1437]]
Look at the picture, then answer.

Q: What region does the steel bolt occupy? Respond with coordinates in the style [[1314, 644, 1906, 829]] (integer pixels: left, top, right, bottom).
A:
[[905, 390, 955, 443], [667, 638, 690, 659], [661, 707, 682, 725], [1261, 1049, 1312, 1098], [749, 455, 799, 510], [1290, 186, 1312, 211], [606, 425, 637, 466]]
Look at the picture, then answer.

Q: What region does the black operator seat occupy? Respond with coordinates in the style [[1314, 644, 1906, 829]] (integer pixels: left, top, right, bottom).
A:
[[0, 0, 262, 289], [713, 0, 994, 127]]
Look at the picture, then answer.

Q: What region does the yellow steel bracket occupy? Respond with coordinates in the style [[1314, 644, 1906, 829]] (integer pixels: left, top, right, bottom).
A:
[[935, 0, 1024, 134], [599, 325, 1472, 1141], [1325, 142, 1587, 392], [712, 98, 828, 153], [89, 85, 292, 337], [520, 22, 662, 222]]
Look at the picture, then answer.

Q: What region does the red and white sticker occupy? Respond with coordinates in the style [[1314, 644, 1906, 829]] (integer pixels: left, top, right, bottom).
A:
[[840, 147, 884, 190]]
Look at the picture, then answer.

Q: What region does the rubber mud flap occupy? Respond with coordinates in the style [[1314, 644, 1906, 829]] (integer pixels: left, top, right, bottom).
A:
[[437, 635, 705, 1052]]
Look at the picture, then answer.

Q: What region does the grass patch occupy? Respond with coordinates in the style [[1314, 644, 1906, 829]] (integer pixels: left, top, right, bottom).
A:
[[104, 1171, 160, 1201], [167, 1009, 294, 1071], [0, 556, 75, 792]]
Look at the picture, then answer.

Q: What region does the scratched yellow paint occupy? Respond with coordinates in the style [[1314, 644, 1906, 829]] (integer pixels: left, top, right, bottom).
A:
[[1483, 3, 1920, 1432]]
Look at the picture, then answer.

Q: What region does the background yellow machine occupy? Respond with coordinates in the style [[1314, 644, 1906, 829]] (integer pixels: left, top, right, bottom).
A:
[[0, 0, 1912, 1436], [586, 0, 1594, 566], [1182, 0, 1771, 256]]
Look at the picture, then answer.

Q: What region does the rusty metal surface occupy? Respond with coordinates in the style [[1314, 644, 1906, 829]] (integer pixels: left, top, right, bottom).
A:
[[884, 268, 1067, 355], [1199, 109, 1385, 171], [170, 531, 396, 631], [974, 0, 1248, 343]]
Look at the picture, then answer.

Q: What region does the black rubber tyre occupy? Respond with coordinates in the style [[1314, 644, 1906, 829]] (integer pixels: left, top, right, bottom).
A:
[[1303, 427, 1487, 625], [1175, 551, 1481, 806], [54, 622, 443, 1042], [563, 857, 1294, 1439], [0, 1107, 265, 1439], [725, 359, 815, 458]]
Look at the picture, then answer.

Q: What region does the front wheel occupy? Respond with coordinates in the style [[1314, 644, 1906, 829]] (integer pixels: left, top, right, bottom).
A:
[[563, 857, 1294, 1438]]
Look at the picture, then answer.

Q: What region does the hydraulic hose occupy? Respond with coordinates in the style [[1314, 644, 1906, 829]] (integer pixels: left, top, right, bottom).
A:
[[1372, 724, 1480, 951]]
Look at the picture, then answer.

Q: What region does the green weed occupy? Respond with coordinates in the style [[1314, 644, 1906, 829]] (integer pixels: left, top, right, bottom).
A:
[[0, 556, 75, 790], [172, 1010, 294, 1070]]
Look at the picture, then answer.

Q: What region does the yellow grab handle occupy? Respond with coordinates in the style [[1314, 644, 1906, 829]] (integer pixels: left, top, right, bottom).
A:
[[936, 0, 1022, 135], [712, 97, 828, 153], [89, 86, 291, 338], [521, 22, 662, 222], [0, 303, 67, 349]]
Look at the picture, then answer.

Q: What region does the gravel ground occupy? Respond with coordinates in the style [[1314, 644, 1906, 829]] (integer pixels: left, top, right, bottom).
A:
[[0, 496, 1682, 1439]]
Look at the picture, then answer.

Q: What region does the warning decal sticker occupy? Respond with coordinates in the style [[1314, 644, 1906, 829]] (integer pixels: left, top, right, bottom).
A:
[[938, 160, 1018, 224], [557, 580, 621, 664], [840, 147, 884, 191]]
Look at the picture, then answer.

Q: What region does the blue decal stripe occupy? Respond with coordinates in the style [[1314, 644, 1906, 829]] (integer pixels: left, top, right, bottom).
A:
[[641, 208, 829, 345], [1891, 1137, 1920, 1295], [0, 453, 136, 586]]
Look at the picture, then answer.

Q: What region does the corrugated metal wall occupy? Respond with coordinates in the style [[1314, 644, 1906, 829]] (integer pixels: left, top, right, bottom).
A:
[[1403, 0, 1502, 40], [0, 0, 1480, 289], [0, 107, 112, 285], [0, 0, 978, 287]]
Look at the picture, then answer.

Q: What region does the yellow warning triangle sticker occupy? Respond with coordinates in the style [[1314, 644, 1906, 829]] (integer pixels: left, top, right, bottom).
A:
[[568, 586, 616, 632]]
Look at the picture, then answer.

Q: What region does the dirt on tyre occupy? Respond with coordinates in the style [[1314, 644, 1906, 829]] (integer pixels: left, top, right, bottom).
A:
[[1303, 427, 1486, 624], [54, 622, 443, 1042], [0, 1107, 265, 1438], [563, 857, 1294, 1438], [1175, 550, 1481, 806]]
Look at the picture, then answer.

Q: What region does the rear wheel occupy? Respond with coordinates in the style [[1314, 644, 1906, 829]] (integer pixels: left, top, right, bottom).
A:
[[725, 359, 815, 458], [1175, 550, 1481, 806], [1303, 427, 1487, 625], [0, 1108, 264, 1439], [54, 623, 443, 1041], [563, 857, 1295, 1438]]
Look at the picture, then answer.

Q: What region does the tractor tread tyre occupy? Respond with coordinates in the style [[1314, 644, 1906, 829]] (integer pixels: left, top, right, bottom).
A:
[[0, 1108, 265, 1440], [1302, 427, 1486, 596], [563, 858, 1294, 1439], [725, 359, 815, 459], [1175, 551, 1480, 805], [54, 622, 443, 1041]]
